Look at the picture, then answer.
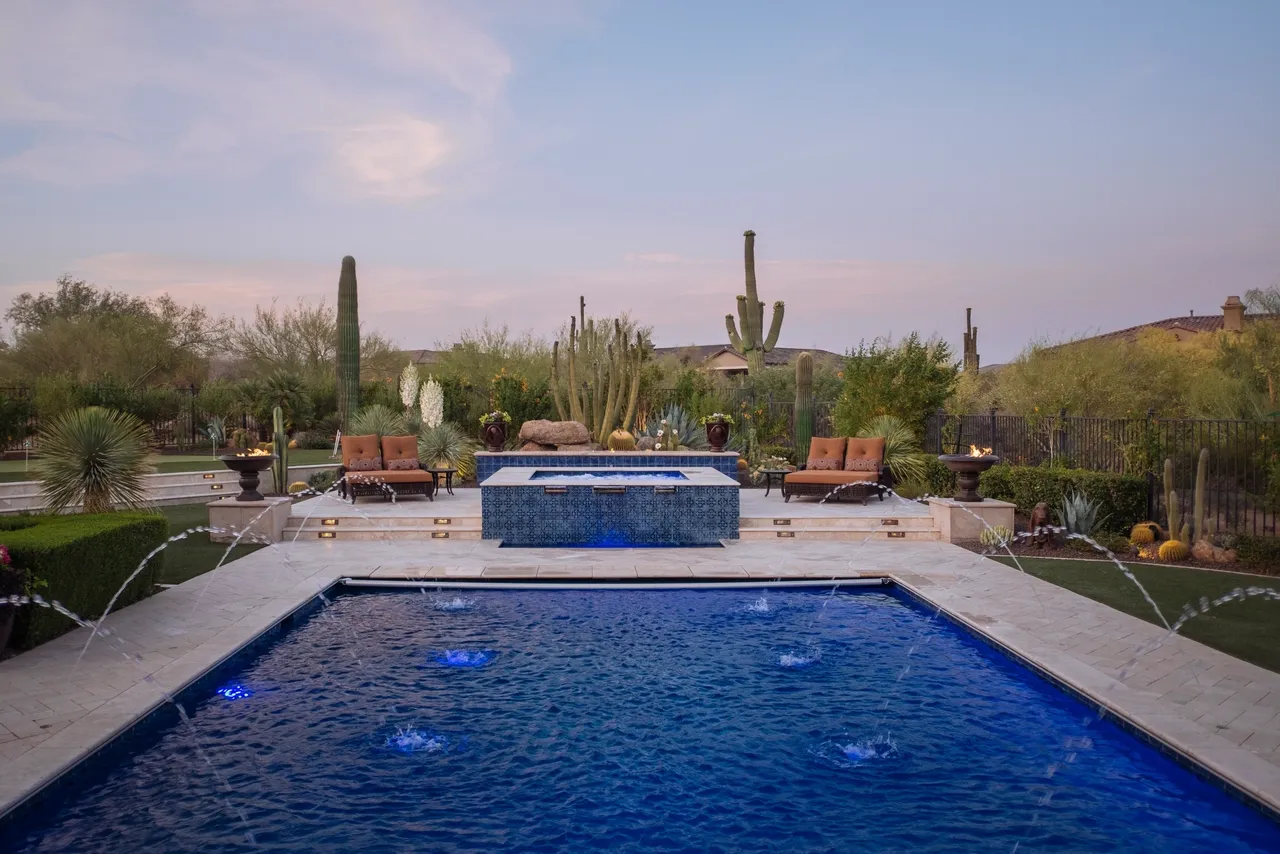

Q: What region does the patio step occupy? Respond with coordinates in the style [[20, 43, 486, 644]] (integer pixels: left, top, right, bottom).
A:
[[283, 525, 483, 541], [284, 511, 483, 540], [737, 526, 939, 541], [739, 515, 935, 530]]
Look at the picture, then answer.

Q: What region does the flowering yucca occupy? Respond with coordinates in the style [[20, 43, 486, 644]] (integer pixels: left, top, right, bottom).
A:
[[399, 362, 420, 409], [419, 377, 444, 429]]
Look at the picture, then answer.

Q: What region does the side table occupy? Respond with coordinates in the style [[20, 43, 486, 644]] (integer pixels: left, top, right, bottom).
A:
[[761, 469, 790, 497], [427, 467, 458, 496]]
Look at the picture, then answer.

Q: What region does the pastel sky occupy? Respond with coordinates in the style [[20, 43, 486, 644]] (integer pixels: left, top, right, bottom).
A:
[[2, 0, 1278, 364]]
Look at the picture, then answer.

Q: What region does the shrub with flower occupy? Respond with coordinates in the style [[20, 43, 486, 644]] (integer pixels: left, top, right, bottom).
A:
[[479, 410, 512, 425], [655, 419, 681, 451]]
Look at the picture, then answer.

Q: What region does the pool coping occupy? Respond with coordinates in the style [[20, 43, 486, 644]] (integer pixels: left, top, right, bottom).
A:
[[2, 567, 1279, 829]]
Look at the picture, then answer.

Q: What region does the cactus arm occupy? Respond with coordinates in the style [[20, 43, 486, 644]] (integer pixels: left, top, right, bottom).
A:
[[621, 339, 641, 432], [742, 229, 760, 306], [726, 314, 743, 351], [1193, 447, 1208, 542], [1167, 489, 1181, 543], [272, 405, 288, 495], [736, 295, 755, 352], [763, 301, 785, 350], [600, 339, 621, 444], [566, 317, 582, 423], [550, 340, 567, 421], [592, 360, 603, 435]]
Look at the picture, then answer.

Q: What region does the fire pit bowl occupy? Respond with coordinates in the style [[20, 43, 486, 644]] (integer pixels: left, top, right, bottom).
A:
[[938, 448, 1000, 502], [218, 453, 278, 502]]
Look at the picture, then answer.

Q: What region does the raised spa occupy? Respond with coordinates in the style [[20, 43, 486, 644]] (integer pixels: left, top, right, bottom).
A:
[[481, 466, 739, 546]]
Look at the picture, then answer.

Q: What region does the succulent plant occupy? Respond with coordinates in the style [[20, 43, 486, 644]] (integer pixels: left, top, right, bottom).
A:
[[1055, 489, 1109, 537], [979, 525, 1014, 548], [1129, 524, 1156, 545], [35, 407, 154, 514], [1158, 539, 1190, 562], [794, 351, 813, 462], [551, 296, 647, 444]]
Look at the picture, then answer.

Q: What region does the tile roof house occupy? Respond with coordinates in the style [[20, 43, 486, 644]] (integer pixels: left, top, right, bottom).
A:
[[1071, 295, 1250, 345], [652, 345, 843, 375]]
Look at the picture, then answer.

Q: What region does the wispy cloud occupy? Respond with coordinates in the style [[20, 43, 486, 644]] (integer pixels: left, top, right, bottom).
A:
[[0, 0, 513, 199]]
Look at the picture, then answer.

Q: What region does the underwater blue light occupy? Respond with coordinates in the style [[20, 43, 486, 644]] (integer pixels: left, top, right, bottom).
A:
[[216, 684, 253, 700], [434, 649, 496, 668]]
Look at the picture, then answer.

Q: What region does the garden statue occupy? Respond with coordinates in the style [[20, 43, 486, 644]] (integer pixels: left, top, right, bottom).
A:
[[1028, 502, 1052, 548]]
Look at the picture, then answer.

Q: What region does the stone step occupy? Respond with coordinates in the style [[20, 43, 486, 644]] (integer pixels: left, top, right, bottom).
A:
[[286, 515, 480, 530], [282, 525, 483, 541], [737, 527, 939, 541], [740, 515, 935, 530]]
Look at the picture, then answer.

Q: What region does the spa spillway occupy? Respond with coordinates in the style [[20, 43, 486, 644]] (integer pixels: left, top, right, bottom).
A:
[[480, 466, 740, 547]]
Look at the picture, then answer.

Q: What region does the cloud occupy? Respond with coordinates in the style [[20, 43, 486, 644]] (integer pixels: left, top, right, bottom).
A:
[[0, 0, 514, 199]]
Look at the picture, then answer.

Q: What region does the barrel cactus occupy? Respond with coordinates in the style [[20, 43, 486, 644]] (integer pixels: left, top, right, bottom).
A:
[[1157, 539, 1189, 562], [1129, 524, 1156, 545]]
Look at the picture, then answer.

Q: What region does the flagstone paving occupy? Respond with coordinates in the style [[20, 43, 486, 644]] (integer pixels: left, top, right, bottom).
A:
[[1, 535, 1278, 817]]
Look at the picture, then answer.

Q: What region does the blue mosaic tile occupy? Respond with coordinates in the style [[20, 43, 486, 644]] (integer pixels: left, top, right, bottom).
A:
[[481, 483, 739, 546]]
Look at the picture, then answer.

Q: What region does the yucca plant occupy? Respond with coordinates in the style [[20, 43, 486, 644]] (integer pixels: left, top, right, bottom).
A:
[[418, 421, 478, 481], [1055, 489, 1109, 537], [35, 406, 154, 513], [350, 404, 408, 438], [855, 414, 930, 485]]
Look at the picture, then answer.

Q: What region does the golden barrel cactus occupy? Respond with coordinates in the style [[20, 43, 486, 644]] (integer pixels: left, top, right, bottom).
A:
[[1158, 539, 1189, 562], [1129, 524, 1156, 545], [607, 429, 636, 451]]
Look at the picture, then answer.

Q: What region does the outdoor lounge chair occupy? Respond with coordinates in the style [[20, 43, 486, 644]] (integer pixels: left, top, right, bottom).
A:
[[338, 434, 435, 502], [782, 436, 893, 504]]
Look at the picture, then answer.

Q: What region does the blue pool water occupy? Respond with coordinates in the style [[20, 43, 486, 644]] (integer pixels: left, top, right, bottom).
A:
[[4, 588, 1278, 853], [529, 469, 689, 481]]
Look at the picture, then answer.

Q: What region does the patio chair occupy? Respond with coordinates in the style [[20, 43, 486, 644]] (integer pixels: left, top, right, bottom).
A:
[[338, 434, 435, 502], [782, 436, 892, 504]]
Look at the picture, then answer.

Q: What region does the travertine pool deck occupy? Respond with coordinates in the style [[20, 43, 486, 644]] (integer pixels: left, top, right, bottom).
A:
[[1, 535, 1278, 819]]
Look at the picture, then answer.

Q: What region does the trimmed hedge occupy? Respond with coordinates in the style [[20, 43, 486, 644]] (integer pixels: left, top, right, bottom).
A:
[[3, 512, 168, 649], [1235, 536, 1280, 572], [978, 465, 1147, 532]]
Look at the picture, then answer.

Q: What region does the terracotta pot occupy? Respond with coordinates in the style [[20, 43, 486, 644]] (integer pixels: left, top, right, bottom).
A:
[[481, 421, 507, 453], [705, 421, 731, 452]]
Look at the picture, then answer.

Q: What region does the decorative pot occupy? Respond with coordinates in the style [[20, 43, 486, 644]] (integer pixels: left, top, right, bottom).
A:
[[938, 454, 1000, 502], [481, 421, 507, 453], [607, 429, 636, 451], [705, 421, 731, 452], [218, 454, 278, 502]]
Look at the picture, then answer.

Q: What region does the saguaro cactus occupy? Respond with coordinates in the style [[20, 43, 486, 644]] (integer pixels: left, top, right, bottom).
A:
[[725, 230, 784, 374], [336, 255, 360, 433], [271, 405, 289, 496], [794, 351, 813, 462], [551, 296, 646, 444], [1192, 447, 1212, 542]]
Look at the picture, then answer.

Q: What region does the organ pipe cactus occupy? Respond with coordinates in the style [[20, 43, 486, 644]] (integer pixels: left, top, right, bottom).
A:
[[1193, 447, 1211, 542], [1164, 450, 1213, 545], [271, 405, 289, 496], [794, 351, 813, 462], [336, 255, 360, 433], [551, 296, 647, 445], [725, 230, 784, 375]]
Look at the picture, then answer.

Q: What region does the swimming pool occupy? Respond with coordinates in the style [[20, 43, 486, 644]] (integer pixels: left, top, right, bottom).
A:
[[529, 469, 689, 482], [3, 587, 1277, 853]]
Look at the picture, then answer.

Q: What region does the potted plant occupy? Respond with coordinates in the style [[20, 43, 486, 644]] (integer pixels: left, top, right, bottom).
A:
[[700, 413, 734, 452], [479, 410, 511, 453]]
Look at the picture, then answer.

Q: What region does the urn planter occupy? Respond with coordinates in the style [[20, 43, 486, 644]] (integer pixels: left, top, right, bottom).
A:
[[705, 421, 731, 452], [218, 454, 278, 502], [481, 421, 508, 453], [938, 454, 1000, 502]]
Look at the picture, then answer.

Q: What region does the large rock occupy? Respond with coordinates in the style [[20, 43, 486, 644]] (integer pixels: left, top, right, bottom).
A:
[[635, 436, 657, 451], [520, 441, 556, 452], [518, 419, 590, 446]]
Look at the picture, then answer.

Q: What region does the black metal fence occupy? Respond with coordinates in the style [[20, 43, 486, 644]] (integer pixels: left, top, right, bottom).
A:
[[926, 410, 1279, 537]]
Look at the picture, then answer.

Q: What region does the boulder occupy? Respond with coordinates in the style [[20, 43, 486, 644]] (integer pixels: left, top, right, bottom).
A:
[[1191, 539, 1216, 563], [520, 441, 556, 452], [518, 419, 590, 446], [635, 436, 657, 451]]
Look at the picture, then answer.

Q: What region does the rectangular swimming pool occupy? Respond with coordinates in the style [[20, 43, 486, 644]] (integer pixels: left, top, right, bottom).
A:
[[2, 586, 1277, 853]]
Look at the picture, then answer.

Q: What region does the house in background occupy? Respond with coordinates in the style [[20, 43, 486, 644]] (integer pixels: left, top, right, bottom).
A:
[[651, 345, 843, 377], [1061, 295, 1250, 347]]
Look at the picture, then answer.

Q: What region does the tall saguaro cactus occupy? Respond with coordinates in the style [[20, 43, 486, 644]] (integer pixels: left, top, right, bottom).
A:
[[726, 229, 784, 374], [551, 296, 647, 444], [794, 351, 813, 462], [271, 405, 289, 496], [336, 255, 360, 432]]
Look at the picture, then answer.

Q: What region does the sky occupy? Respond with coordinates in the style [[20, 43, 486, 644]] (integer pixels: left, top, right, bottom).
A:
[[1, 0, 1278, 364]]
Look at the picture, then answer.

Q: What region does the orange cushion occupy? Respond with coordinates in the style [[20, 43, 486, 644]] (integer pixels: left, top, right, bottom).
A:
[[381, 435, 418, 462], [346, 469, 433, 484], [785, 470, 877, 484], [845, 437, 885, 468], [341, 434, 380, 467], [807, 437, 847, 468]]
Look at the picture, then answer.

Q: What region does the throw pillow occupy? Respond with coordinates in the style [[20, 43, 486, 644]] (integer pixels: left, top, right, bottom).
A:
[[810, 458, 842, 471], [845, 457, 881, 472], [387, 457, 420, 471], [349, 456, 383, 472]]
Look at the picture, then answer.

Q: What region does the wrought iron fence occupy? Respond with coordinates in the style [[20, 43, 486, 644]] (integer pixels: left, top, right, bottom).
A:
[[926, 410, 1279, 537]]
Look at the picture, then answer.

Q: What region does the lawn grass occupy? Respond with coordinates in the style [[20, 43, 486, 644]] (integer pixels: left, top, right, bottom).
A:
[[0, 449, 338, 483], [993, 556, 1280, 673], [155, 502, 267, 585]]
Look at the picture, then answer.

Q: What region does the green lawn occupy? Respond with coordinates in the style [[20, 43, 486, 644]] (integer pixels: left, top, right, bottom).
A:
[[155, 502, 268, 585], [993, 556, 1280, 673], [0, 449, 338, 483]]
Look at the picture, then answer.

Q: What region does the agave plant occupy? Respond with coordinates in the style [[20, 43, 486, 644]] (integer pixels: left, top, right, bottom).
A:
[[855, 414, 930, 485], [1055, 489, 1109, 537], [643, 405, 708, 450], [350, 404, 408, 438], [35, 406, 154, 514], [418, 422, 478, 481]]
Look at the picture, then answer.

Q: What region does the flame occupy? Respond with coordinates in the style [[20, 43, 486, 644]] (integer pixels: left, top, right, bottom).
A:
[[969, 444, 993, 457], [233, 448, 271, 457]]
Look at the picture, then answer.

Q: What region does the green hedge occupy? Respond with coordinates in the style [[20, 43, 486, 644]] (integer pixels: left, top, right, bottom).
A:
[[3, 512, 168, 649], [978, 465, 1147, 532], [1235, 535, 1280, 572]]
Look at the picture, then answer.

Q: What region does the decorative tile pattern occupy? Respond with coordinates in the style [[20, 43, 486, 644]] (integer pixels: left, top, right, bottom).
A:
[[482, 484, 739, 546], [476, 452, 739, 483]]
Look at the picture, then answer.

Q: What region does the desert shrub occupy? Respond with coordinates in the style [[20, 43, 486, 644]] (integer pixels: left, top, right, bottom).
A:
[[418, 422, 478, 481], [5, 512, 167, 649], [1234, 535, 1280, 572], [979, 465, 1145, 532], [923, 457, 957, 497], [833, 333, 958, 437], [307, 469, 338, 493], [35, 407, 154, 513], [350, 404, 407, 438]]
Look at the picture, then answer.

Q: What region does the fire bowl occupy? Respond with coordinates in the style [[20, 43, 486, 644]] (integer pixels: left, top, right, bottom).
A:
[[938, 454, 1000, 502], [218, 454, 278, 502]]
